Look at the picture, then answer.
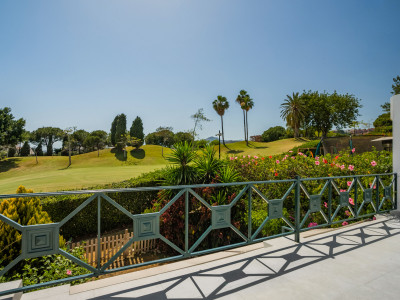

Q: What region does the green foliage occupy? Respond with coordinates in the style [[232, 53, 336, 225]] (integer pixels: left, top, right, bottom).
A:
[[289, 139, 320, 153], [41, 170, 165, 239], [261, 126, 286, 142], [373, 103, 392, 134], [72, 129, 89, 154], [280, 92, 307, 138], [110, 115, 118, 146], [175, 131, 194, 144], [212, 95, 229, 145], [165, 141, 198, 185], [392, 75, 400, 95], [0, 186, 61, 266], [115, 114, 127, 149], [0, 107, 26, 147], [145, 127, 175, 147], [194, 145, 223, 183], [31, 127, 63, 156], [129, 116, 144, 148], [191, 108, 210, 141], [7, 147, 16, 157], [0, 246, 90, 287], [20, 141, 30, 156], [301, 91, 361, 138], [36, 142, 43, 156], [84, 130, 108, 155]]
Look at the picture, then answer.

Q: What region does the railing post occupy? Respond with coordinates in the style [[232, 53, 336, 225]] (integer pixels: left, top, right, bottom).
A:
[[354, 177, 358, 218], [328, 179, 332, 225], [185, 188, 189, 257], [376, 175, 380, 213], [248, 184, 252, 242], [97, 194, 101, 273], [294, 176, 301, 243]]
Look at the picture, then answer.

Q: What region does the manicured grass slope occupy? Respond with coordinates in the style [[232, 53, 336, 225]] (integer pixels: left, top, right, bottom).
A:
[[0, 139, 305, 193]]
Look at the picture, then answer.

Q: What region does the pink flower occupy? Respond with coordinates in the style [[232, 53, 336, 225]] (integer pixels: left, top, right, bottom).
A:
[[254, 156, 258, 159], [349, 198, 354, 205], [230, 157, 234, 160], [289, 150, 293, 153], [243, 155, 246, 158], [371, 161, 377, 167], [315, 161, 320, 165], [298, 152, 303, 156], [291, 156, 295, 159], [348, 165, 354, 171], [347, 181, 352, 187], [340, 189, 346, 192], [352, 148, 355, 153], [248, 155, 251, 158], [340, 165, 345, 170], [276, 160, 280, 164], [324, 202, 328, 208], [241, 165, 244, 167], [66, 269, 72, 276], [372, 216, 376, 220], [315, 156, 320, 160], [342, 221, 348, 226], [345, 210, 351, 216], [308, 222, 318, 228], [235, 157, 238, 160]]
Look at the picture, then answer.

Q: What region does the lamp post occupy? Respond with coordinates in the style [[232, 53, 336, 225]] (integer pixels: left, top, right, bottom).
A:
[[216, 130, 222, 159]]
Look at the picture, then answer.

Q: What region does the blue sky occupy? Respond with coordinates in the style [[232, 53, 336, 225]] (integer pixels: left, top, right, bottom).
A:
[[1, 0, 399, 140]]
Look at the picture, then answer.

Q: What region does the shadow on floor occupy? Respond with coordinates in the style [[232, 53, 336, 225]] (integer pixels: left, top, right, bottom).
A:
[[111, 148, 127, 162], [89, 218, 400, 299]]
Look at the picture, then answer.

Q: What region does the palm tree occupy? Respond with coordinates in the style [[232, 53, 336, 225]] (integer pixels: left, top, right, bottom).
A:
[[236, 90, 251, 144], [212, 95, 229, 146], [241, 96, 254, 146], [280, 92, 306, 138]]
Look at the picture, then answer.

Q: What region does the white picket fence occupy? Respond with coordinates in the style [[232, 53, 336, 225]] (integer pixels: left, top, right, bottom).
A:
[[70, 229, 156, 269]]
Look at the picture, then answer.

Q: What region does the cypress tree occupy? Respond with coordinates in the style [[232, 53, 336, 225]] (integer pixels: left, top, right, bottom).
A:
[[36, 142, 43, 156], [130, 116, 144, 147], [110, 115, 119, 146], [115, 113, 127, 147], [20, 141, 30, 156]]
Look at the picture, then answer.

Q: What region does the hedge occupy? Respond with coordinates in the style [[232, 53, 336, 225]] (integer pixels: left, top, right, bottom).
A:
[[41, 169, 166, 240]]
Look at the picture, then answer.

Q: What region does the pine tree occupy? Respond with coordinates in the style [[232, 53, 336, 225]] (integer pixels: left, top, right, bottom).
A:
[[36, 142, 43, 156], [130, 116, 144, 147]]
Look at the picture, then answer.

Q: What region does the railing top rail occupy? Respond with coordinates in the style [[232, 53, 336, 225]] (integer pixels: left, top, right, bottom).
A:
[[0, 173, 395, 199]]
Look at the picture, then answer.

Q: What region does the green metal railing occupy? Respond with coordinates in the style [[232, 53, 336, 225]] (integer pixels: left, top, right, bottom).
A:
[[0, 173, 396, 296]]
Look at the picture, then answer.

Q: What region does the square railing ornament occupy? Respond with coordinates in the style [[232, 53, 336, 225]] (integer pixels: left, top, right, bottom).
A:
[[211, 206, 231, 229], [384, 187, 392, 200], [133, 213, 160, 241], [340, 191, 350, 206], [22, 223, 59, 259], [268, 199, 283, 219], [310, 195, 321, 213], [363, 189, 373, 203]]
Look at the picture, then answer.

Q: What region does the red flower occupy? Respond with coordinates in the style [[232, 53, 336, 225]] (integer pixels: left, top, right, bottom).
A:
[[261, 157, 265, 160], [274, 172, 278, 177], [335, 155, 339, 160], [323, 159, 328, 164], [269, 156, 272, 159]]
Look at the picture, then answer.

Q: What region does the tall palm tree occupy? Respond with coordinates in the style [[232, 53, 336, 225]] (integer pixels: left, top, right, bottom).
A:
[[241, 96, 254, 146], [212, 95, 229, 146], [236, 90, 251, 144], [280, 92, 306, 138]]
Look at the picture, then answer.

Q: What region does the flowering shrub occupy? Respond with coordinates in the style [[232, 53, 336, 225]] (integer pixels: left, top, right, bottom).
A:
[[228, 149, 393, 230]]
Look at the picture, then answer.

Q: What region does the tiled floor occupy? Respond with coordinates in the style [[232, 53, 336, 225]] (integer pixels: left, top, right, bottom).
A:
[[22, 215, 400, 299]]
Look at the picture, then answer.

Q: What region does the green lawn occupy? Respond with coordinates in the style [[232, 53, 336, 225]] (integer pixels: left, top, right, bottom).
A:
[[0, 139, 306, 194]]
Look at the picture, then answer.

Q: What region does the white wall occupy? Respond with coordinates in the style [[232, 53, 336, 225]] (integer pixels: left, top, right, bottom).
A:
[[390, 94, 400, 210]]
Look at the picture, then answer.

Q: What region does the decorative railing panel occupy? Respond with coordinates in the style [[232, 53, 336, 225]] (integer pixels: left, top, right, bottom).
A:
[[0, 173, 396, 296]]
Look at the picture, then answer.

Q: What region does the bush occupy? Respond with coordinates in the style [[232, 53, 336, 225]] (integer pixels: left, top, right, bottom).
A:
[[0, 186, 56, 265], [261, 126, 286, 142], [41, 170, 166, 240], [7, 147, 16, 157]]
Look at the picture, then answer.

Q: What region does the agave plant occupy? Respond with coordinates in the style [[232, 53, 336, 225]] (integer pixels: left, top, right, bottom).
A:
[[195, 144, 223, 183]]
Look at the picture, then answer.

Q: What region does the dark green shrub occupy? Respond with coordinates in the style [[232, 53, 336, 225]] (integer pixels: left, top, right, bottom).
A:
[[20, 141, 30, 156], [7, 147, 16, 157], [261, 126, 286, 142]]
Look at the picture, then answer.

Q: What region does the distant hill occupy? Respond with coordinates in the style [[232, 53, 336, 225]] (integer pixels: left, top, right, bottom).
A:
[[204, 136, 241, 144]]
